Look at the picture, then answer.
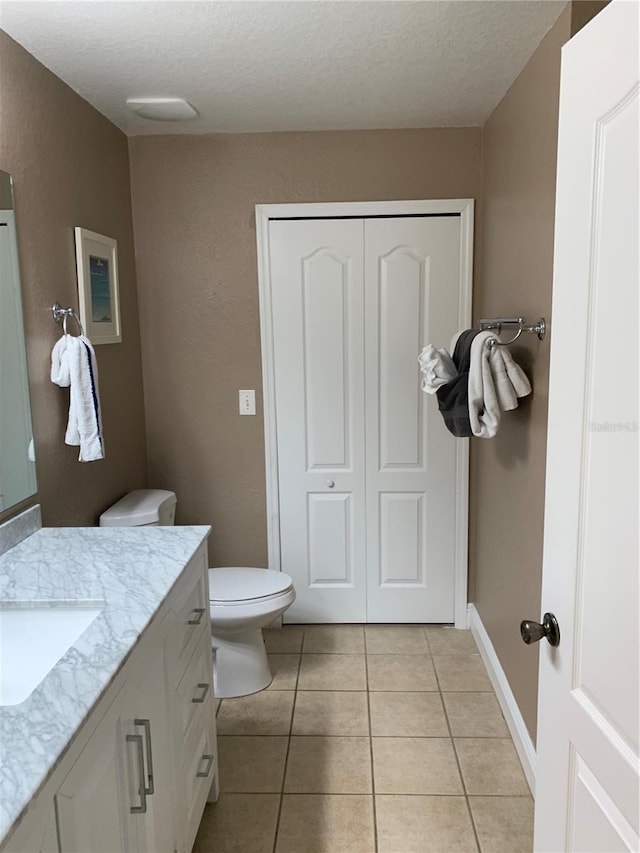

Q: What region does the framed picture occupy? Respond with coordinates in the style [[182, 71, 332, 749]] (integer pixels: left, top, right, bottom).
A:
[[74, 227, 121, 344]]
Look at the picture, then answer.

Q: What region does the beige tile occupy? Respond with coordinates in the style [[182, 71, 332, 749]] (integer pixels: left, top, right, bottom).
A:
[[266, 654, 300, 690], [367, 653, 438, 691], [276, 794, 375, 852], [369, 691, 449, 736], [443, 692, 509, 737], [193, 794, 279, 853], [303, 624, 365, 654], [365, 624, 429, 654], [433, 654, 493, 692], [217, 736, 288, 792], [263, 626, 304, 653], [298, 653, 367, 690], [216, 690, 294, 735], [292, 690, 370, 736], [426, 626, 479, 655], [373, 737, 463, 794], [376, 795, 478, 853], [455, 738, 530, 795], [470, 796, 534, 853], [284, 736, 372, 793]]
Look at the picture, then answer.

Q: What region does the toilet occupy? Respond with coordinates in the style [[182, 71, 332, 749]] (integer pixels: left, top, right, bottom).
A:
[[208, 567, 295, 698], [99, 489, 296, 699]]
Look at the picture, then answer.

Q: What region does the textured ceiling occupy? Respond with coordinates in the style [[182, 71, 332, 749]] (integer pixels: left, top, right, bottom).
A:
[[0, 0, 567, 135]]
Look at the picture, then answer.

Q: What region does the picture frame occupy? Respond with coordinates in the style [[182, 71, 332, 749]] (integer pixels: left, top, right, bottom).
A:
[[74, 227, 121, 345]]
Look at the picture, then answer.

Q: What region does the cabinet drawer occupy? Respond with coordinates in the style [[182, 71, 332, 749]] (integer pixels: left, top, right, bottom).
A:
[[166, 545, 209, 686], [174, 630, 213, 746], [181, 715, 217, 853]]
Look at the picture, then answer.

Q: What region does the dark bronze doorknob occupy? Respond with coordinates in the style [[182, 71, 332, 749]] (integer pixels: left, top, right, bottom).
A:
[[520, 612, 560, 647]]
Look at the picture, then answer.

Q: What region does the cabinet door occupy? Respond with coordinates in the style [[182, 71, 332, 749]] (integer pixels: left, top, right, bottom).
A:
[[126, 642, 175, 853], [56, 684, 137, 853]]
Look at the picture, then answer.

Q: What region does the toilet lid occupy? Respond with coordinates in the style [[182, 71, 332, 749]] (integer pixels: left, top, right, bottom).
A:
[[209, 567, 293, 602]]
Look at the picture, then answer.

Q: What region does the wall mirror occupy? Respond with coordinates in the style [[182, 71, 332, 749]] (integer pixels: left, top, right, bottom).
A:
[[0, 169, 37, 513]]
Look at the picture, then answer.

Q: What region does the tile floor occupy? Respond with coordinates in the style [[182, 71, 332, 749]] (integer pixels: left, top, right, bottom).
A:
[[193, 625, 533, 853]]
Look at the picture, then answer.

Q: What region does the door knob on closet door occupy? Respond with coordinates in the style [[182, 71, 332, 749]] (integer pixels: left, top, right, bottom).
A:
[[326, 480, 335, 488], [520, 613, 561, 647]]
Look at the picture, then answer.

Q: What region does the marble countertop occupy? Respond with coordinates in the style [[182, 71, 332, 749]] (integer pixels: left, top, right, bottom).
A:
[[0, 522, 211, 844]]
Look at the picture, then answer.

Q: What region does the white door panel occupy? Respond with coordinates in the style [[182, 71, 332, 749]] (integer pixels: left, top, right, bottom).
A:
[[365, 217, 460, 622], [535, 3, 639, 850], [270, 219, 366, 622], [270, 214, 463, 623]]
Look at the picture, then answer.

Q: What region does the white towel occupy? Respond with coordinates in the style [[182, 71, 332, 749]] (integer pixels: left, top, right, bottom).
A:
[[467, 331, 532, 438], [51, 335, 104, 461], [418, 344, 457, 394]]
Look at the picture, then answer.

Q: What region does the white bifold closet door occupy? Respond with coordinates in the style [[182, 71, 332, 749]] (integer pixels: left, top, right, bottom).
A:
[[269, 216, 460, 623]]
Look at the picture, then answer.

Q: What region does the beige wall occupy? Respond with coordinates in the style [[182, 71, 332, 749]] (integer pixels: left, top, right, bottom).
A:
[[128, 129, 481, 564], [471, 7, 572, 742], [0, 32, 148, 525], [571, 0, 610, 35]]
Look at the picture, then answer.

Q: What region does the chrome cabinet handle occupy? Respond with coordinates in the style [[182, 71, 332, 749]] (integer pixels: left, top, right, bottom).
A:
[[196, 754, 214, 778], [192, 683, 210, 704], [126, 734, 147, 814], [187, 607, 206, 625], [134, 718, 154, 795]]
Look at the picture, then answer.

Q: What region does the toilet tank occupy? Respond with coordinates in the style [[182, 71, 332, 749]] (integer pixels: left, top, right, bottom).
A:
[[99, 489, 177, 527]]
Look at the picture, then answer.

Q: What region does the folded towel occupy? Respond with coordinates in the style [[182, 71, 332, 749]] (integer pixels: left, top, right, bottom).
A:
[[418, 344, 457, 394], [51, 334, 104, 461], [494, 346, 532, 410], [468, 332, 532, 438]]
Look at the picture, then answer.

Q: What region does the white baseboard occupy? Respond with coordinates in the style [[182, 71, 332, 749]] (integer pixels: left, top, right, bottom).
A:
[[467, 603, 536, 795]]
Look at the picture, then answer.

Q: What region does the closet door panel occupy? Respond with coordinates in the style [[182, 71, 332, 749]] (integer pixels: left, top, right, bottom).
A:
[[302, 251, 349, 469], [365, 216, 460, 622], [379, 248, 425, 469], [270, 218, 366, 622], [379, 492, 426, 585]]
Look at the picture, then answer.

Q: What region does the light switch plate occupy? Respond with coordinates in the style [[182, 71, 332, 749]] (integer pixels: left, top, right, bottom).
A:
[[239, 390, 256, 415]]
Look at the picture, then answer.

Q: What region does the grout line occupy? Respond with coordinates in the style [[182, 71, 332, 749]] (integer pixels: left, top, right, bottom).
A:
[[433, 662, 482, 853], [271, 632, 303, 853], [218, 790, 532, 798], [423, 624, 433, 656], [364, 646, 379, 853], [218, 732, 513, 739], [267, 791, 505, 797]]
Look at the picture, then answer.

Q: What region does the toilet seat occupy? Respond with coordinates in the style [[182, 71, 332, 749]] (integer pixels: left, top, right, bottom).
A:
[[209, 567, 293, 604]]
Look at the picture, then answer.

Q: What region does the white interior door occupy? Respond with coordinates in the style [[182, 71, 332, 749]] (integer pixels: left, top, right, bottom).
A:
[[269, 213, 464, 623], [534, 3, 639, 850], [270, 219, 367, 622], [364, 217, 460, 622]]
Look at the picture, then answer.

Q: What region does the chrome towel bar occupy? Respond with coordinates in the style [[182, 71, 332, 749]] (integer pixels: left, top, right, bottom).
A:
[[479, 316, 546, 348]]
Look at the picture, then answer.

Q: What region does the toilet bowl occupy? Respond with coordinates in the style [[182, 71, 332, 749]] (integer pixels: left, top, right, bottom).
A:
[[209, 567, 296, 698]]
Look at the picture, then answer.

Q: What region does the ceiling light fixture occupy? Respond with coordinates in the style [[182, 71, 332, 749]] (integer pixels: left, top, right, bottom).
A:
[[125, 97, 199, 121]]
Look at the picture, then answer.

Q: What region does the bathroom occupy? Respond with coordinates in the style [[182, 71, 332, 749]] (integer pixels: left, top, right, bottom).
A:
[[0, 1, 637, 852]]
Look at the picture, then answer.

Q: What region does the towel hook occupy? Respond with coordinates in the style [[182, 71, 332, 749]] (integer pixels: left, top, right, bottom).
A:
[[52, 302, 84, 337]]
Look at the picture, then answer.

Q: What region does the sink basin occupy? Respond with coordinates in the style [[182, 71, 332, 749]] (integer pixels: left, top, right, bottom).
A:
[[0, 602, 104, 706]]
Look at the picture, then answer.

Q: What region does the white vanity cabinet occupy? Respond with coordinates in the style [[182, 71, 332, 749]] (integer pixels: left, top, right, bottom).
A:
[[56, 634, 177, 852], [2, 541, 217, 853]]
